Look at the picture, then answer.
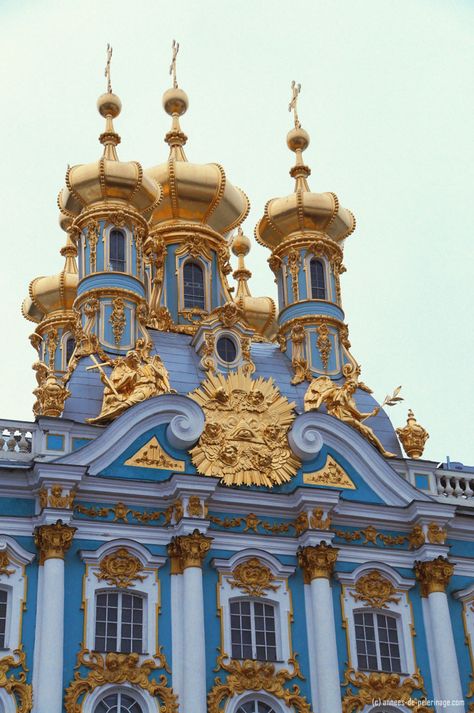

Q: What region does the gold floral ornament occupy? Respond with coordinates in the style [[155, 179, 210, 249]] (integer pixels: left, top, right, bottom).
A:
[[297, 542, 338, 582], [341, 668, 430, 713], [0, 552, 14, 577], [32, 361, 70, 417], [228, 558, 280, 597], [95, 548, 146, 588], [304, 376, 401, 458], [189, 368, 301, 487], [87, 340, 172, 424], [208, 653, 311, 713], [414, 556, 454, 597], [350, 571, 400, 609], [64, 648, 177, 713], [427, 521, 447, 544], [39, 485, 76, 510], [0, 647, 32, 713], [396, 409, 429, 459]]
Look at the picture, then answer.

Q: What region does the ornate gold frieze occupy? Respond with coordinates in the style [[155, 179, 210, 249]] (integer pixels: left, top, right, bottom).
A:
[[34, 520, 76, 564], [109, 297, 126, 346], [228, 558, 280, 597], [414, 556, 454, 597], [303, 454, 356, 489], [124, 436, 185, 471], [396, 409, 429, 459], [350, 570, 400, 609], [304, 376, 401, 458], [290, 323, 312, 385], [39, 485, 76, 510], [427, 522, 447, 544], [32, 361, 70, 417], [316, 322, 331, 370], [0, 647, 32, 713], [95, 548, 146, 588], [189, 368, 300, 487], [208, 654, 311, 713], [169, 529, 212, 570], [341, 668, 430, 713], [333, 525, 407, 547], [209, 510, 318, 536], [87, 341, 172, 424], [0, 552, 14, 577], [297, 542, 338, 583], [64, 648, 177, 713]]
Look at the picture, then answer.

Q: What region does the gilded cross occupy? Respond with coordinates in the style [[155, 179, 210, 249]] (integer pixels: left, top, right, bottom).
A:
[[105, 44, 113, 93], [288, 80, 301, 129], [169, 39, 179, 88]]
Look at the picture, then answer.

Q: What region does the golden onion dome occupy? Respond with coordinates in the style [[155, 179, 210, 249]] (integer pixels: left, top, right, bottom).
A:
[[231, 228, 277, 340], [145, 87, 249, 237], [22, 236, 78, 324], [58, 92, 161, 220], [255, 123, 356, 249]]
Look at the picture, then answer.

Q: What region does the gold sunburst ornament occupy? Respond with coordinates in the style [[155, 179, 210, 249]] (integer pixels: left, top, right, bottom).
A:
[[189, 368, 300, 487]]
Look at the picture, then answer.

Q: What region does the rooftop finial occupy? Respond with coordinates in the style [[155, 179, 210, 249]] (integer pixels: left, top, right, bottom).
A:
[[289, 80, 302, 129], [169, 39, 180, 89], [105, 43, 113, 94]]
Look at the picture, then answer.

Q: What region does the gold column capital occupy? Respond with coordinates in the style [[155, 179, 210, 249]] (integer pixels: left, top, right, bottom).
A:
[[414, 556, 454, 597], [170, 529, 212, 570], [297, 542, 339, 583], [34, 519, 76, 564]]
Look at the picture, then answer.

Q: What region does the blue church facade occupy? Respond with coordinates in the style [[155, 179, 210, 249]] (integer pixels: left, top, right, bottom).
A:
[[1, 50, 473, 713]]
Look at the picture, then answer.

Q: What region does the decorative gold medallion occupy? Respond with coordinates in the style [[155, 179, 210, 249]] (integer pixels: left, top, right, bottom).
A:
[[228, 558, 280, 597], [189, 368, 300, 487], [350, 570, 400, 609], [95, 548, 146, 588], [341, 668, 430, 713], [124, 436, 185, 471], [303, 454, 356, 489]]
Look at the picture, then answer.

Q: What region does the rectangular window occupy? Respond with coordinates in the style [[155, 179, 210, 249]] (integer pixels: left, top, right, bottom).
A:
[[354, 611, 401, 673], [95, 591, 143, 654], [0, 590, 7, 648], [230, 600, 277, 662]]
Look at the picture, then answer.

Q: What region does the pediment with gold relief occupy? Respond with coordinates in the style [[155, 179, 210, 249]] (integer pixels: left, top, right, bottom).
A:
[[124, 436, 185, 471]]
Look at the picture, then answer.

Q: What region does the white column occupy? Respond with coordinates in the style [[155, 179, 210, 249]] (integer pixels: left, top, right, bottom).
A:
[[34, 521, 75, 713], [169, 545, 184, 708], [175, 530, 211, 713], [426, 591, 464, 713], [299, 543, 341, 713], [416, 557, 465, 713], [32, 563, 44, 708]]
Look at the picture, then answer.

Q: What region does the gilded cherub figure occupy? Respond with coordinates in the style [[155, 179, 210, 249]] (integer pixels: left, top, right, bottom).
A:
[[304, 376, 396, 458]]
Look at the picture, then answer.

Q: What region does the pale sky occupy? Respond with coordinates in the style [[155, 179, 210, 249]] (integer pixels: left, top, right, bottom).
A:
[[0, 0, 472, 464]]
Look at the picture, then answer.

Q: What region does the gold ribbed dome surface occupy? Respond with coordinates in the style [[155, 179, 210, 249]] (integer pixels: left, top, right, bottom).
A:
[[146, 88, 249, 237], [256, 126, 355, 249], [59, 92, 161, 220], [22, 239, 78, 323]]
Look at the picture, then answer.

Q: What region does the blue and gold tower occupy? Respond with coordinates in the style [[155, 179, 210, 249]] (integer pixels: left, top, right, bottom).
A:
[[256, 84, 357, 383]]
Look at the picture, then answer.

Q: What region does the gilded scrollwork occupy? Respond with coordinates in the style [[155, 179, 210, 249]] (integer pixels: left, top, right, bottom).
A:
[[350, 570, 400, 609], [228, 558, 280, 597], [0, 647, 32, 713], [341, 667, 430, 713], [109, 297, 126, 346], [208, 653, 311, 713], [189, 368, 300, 487], [95, 548, 146, 588], [64, 648, 177, 713], [32, 361, 70, 417], [0, 552, 14, 577], [316, 322, 331, 370], [290, 323, 312, 385]]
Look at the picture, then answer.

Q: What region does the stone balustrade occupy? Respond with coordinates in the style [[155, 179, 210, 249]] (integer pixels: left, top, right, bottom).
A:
[[0, 417, 100, 462], [0, 420, 37, 460], [436, 469, 474, 501]]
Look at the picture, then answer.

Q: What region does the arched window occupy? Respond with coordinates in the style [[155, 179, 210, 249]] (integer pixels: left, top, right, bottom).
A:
[[65, 336, 75, 364], [95, 591, 144, 654], [310, 259, 326, 299], [0, 589, 7, 648], [183, 261, 205, 309], [354, 611, 401, 673], [109, 230, 126, 272], [94, 692, 143, 713], [230, 600, 277, 662], [236, 702, 277, 713]]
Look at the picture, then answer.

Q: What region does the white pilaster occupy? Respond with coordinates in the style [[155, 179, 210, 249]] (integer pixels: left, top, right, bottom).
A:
[[32, 564, 44, 709], [182, 565, 206, 713], [310, 577, 342, 713], [35, 557, 65, 713], [170, 571, 184, 706], [426, 591, 464, 713]]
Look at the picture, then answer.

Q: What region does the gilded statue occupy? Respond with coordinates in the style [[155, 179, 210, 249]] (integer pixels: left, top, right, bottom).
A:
[[304, 376, 397, 458], [88, 341, 172, 424], [32, 361, 71, 417]]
